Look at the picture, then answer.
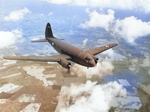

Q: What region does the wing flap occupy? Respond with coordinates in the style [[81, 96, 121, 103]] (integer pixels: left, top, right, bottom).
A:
[[86, 43, 118, 55], [3, 54, 71, 62]]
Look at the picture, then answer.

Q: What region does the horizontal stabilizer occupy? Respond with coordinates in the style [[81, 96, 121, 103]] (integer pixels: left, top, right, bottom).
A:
[[31, 39, 48, 42]]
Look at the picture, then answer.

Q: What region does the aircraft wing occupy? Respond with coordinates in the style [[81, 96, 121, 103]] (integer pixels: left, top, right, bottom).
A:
[[3, 54, 72, 62], [86, 43, 118, 56]]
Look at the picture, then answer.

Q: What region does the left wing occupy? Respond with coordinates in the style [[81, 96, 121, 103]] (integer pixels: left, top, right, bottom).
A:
[[3, 54, 71, 62], [86, 43, 118, 56]]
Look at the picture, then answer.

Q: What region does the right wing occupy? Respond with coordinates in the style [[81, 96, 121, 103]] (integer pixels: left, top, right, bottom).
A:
[[86, 43, 118, 56], [3, 54, 71, 62]]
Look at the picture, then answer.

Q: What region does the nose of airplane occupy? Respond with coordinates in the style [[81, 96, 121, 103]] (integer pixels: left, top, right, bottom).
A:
[[89, 59, 96, 67]]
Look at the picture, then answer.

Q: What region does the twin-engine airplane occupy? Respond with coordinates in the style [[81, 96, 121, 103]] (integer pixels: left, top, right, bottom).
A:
[[3, 23, 118, 69]]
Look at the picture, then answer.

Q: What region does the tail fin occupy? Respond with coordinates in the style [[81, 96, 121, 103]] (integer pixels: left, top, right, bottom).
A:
[[45, 23, 54, 39]]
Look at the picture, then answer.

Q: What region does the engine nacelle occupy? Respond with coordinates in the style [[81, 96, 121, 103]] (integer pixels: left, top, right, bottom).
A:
[[58, 58, 71, 69], [93, 57, 99, 64]]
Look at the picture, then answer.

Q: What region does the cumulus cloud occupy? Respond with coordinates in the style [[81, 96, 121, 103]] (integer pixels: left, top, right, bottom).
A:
[[58, 81, 126, 112], [0, 30, 23, 48], [4, 7, 30, 21], [71, 59, 114, 78], [81, 9, 115, 30], [43, 0, 150, 13], [113, 16, 150, 43], [81, 9, 150, 44]]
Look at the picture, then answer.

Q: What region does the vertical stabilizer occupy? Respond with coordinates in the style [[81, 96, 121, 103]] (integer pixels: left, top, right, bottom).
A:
[[45, 23, 54, 39]]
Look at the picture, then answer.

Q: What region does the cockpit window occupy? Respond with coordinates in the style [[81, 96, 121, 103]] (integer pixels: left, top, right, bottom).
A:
[[85, 57, 91, 62], [85, 57, 90, 60]]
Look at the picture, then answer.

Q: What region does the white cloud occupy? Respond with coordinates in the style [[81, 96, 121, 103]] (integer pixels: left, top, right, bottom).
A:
[[4, 7, 30, 21], [82, 38, 88, 46], [80, 9, 115, 30], [101, 49, 125, 60], [102, 49, 115, 58], [43, 0, 150, 13], [0, 30, 23, 48], [40, 13, 44, 16], [113, 16, 150, 43], [43, 0, 70, 5], [71, 59, 114, 78], [59, 81, 126, 112], [142, 1, 150, 13], [81, 9, 150, 44], [85, 8, 90, 14], [48, 12, 53, 16]]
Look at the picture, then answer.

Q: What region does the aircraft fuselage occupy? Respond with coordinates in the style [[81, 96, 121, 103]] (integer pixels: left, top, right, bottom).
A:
[[47, 38, 96, 67]]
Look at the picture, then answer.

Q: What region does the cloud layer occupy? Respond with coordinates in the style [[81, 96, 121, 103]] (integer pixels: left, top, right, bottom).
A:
[[4, 7, 30, 21], [0, 30, 23, 48], [59, 81, 126, 112], [81, 9, 150, 43], [43, 0, 150, 13]]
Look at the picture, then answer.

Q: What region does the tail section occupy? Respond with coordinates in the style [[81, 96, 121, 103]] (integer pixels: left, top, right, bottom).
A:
[[45, 23, 54, 39], [31, 23, 54, 43]]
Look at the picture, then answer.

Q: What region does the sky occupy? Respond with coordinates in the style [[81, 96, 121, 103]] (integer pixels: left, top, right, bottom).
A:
[[0, 0, 150, 111], [1, 0, 150, 47], [0, 0, 150, 56]]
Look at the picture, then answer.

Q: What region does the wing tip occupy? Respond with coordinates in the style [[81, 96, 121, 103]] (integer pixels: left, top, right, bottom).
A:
[[106, 43, 118, 48]]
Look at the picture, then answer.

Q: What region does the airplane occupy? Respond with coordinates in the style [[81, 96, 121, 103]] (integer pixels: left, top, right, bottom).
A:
[[3, 23, 118, 69]]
